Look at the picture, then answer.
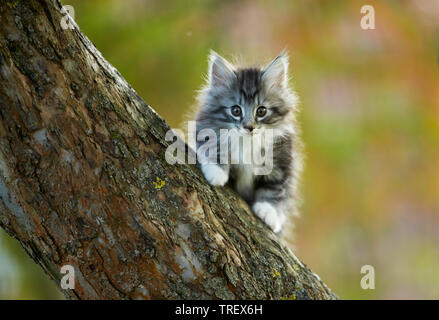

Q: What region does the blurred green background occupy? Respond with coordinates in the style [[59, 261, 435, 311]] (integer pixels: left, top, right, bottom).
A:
[[1, 0, 439, 299]]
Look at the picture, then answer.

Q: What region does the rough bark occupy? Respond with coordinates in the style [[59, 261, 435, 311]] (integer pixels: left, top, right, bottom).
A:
[[0, 0, 337, 300]]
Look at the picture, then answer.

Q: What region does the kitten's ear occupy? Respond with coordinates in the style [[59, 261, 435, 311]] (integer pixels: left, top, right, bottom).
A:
[[262, 53, 289, 89], [207, 51, 236, 88]]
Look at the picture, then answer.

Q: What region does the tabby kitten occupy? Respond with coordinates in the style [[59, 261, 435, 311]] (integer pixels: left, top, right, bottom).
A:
[[193, 51, 302, 233]]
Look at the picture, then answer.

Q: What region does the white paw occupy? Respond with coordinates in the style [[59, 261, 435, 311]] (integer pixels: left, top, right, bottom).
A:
[[201, 164, 229, 186], [252, 202, 285, 233]]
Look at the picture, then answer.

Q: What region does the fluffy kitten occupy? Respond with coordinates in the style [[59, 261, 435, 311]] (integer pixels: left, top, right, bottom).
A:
[[193, 51, 302, 234]]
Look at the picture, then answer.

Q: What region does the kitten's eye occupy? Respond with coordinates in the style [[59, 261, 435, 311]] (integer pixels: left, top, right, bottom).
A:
[[231, 105, 242, 117], [256, 106, 267, 117]]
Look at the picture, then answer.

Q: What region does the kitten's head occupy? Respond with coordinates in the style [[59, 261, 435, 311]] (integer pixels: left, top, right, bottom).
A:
[[196, 51, 298, 137]]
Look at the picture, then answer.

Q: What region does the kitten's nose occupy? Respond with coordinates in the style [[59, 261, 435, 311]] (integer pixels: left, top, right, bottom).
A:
[[243, 125, 254, 132]]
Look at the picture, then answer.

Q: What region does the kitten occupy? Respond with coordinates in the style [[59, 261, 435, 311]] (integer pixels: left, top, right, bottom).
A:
[[193, 51, 302, 234]]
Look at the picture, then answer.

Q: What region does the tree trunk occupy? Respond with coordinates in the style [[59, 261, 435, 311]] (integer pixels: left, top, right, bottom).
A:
[[0, 0, 337, 300]]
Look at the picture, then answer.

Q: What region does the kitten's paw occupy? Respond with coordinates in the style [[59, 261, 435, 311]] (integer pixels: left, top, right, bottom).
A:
[[201, 164, 229, 186], [252, 202, 285, 233]]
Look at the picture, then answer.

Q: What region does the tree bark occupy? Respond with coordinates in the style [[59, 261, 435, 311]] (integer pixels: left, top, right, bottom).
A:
[[0, 0, 337, 300]]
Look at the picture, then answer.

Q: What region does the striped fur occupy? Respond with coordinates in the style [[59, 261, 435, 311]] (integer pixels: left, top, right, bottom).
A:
[[193, 51, 303, 234]]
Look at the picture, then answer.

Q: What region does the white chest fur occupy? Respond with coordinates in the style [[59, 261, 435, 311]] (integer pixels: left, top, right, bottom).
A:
[[233, 164, 255, 200]]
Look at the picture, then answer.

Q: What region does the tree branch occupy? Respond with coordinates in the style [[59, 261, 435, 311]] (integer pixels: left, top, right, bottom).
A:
[[0, 0, 337, 300]]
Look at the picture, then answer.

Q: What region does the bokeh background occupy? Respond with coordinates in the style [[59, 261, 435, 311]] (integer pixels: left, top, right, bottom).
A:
[[1, 0, 439, 299]]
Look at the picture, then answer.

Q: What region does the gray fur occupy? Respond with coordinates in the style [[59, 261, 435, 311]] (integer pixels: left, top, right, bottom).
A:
[[193, 51, 303, 234]]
